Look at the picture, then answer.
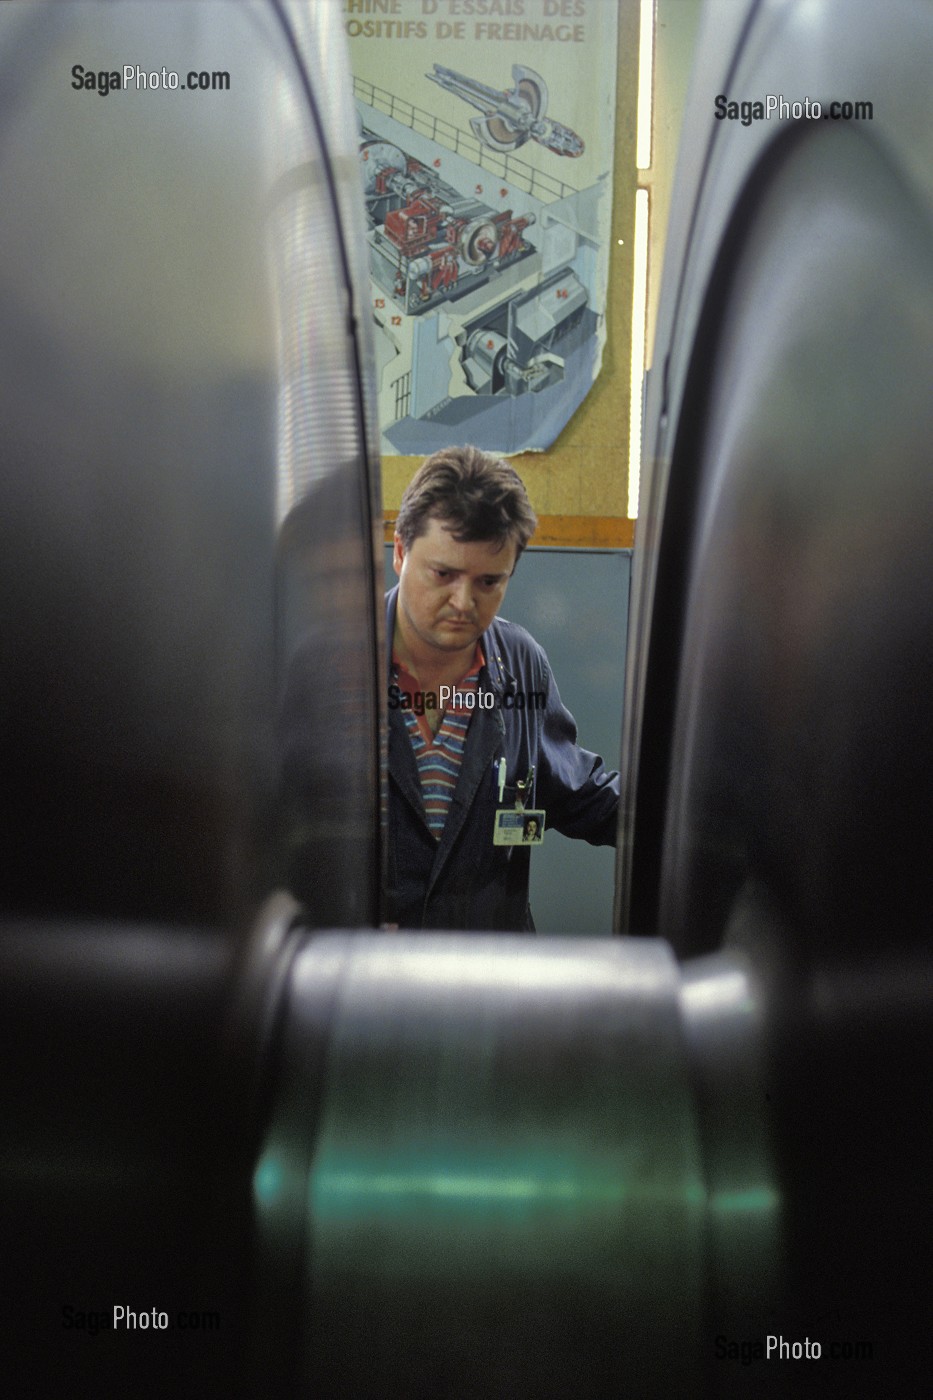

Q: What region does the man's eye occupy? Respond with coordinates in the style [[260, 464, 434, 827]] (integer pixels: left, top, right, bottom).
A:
[[434, 569, 450, 580]]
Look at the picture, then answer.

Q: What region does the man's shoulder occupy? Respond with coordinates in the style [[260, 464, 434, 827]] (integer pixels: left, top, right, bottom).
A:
[[487, 614, 549, 668]]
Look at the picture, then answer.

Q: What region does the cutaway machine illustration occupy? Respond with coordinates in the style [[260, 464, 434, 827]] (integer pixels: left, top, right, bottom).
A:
[[360, 135, 537, 316], [427, 62, 585, 158]]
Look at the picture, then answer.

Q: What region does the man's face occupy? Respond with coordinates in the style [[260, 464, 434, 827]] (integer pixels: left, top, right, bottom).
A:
[[393, 516, 517, 658]]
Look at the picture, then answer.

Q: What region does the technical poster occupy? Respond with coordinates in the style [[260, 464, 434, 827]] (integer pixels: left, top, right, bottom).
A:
[[344, 0, 619, 455]]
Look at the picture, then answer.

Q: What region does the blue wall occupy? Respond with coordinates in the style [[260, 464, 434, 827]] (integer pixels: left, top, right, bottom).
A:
[[385, 546, 631, 933]]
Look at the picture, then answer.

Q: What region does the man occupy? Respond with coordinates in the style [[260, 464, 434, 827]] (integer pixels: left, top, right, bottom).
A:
[[387, 445, 619, 931]]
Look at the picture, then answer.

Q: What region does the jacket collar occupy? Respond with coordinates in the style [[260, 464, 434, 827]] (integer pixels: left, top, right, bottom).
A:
[[385, 587, 509, 885]]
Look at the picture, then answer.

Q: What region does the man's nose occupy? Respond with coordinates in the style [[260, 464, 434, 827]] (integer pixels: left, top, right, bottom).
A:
[[449, 577, 474, 613]]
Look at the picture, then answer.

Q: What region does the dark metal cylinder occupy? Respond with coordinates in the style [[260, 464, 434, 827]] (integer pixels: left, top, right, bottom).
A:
[[251, 933, 779, 1398]]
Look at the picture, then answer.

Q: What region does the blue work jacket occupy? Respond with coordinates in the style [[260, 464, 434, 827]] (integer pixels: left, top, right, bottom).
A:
[[386, 586, 619, 931]]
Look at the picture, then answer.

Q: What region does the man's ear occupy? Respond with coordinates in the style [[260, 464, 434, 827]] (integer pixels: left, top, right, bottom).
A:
[[392, 532, 405, 577]]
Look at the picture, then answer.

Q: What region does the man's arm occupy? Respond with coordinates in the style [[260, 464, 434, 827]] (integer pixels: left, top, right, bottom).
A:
[[535, 661, 620, 846]]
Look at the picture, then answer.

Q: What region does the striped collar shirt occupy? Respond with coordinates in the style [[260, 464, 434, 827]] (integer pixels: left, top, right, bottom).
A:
[[393, 646, 485, 840]]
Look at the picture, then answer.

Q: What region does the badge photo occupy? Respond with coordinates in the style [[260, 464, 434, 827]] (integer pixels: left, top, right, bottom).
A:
[[493, 809, 546, 846]]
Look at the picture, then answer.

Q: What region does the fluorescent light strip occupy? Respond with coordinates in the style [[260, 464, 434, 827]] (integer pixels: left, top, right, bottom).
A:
[[628, 187, 650, 520], [636, 0, 655, 171]]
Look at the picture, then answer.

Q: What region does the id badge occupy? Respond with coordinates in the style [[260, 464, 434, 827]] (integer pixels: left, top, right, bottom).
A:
[[493, 809, 546, 845]]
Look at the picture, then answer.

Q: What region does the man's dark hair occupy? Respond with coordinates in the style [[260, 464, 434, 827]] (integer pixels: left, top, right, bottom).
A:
[[395, 446, 537, 563]]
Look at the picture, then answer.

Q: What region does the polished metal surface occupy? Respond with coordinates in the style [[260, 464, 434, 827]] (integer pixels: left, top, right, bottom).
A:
[[3, 898, 923, 1398], [661, 120, 933, 961], [0, 0, 382, 930], [252, 933, 778, 1399], [1, 2, 382, 1387], [618, 0, 933, 953], [615, 1, 933, 1391], [267, 0, 385, 926], [1, 916, 242, 1398]]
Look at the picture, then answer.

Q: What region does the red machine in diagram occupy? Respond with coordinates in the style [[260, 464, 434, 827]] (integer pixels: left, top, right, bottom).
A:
[[360, 134, 536, 315]]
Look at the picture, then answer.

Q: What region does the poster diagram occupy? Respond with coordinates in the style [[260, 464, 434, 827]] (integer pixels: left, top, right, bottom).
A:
[[347, 3, 619, 455]]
